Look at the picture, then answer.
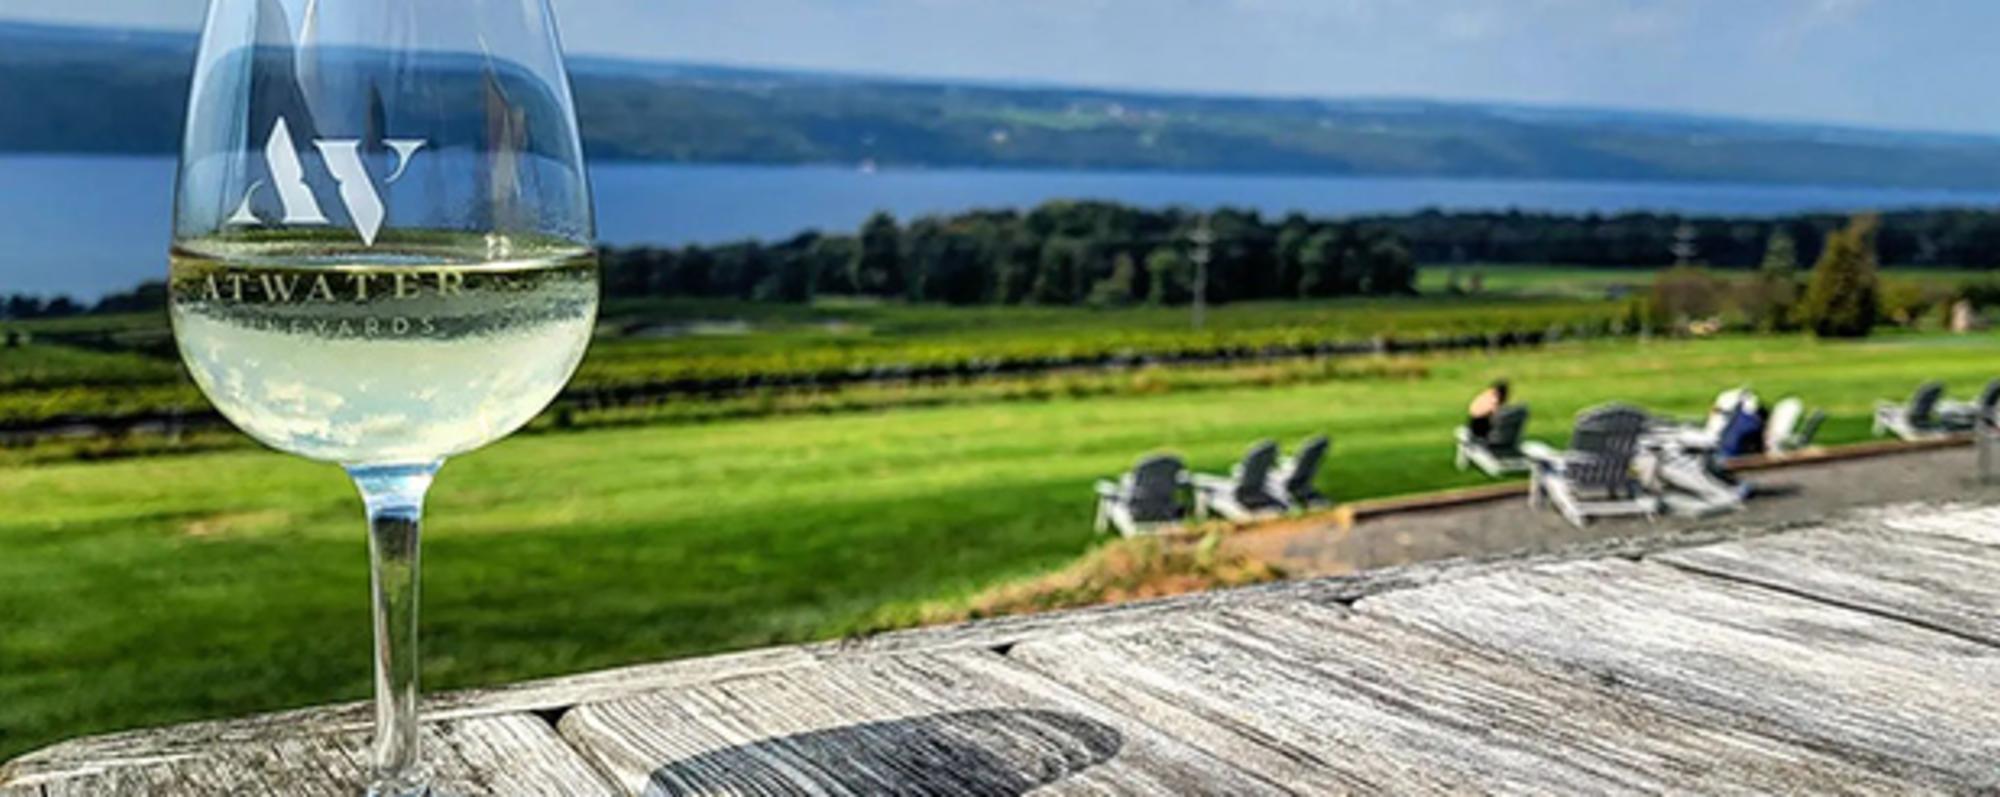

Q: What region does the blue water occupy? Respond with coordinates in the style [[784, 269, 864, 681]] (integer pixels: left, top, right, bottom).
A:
[[9, 154, 2000, 298]]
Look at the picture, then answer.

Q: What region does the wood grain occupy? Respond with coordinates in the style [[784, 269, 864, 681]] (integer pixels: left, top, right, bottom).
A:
[[1657, 522, 2000, 645], [1853, 502, 2000, 546], [558, 649, 1286, 796], [12, 714, 613, 797], [2, 645, 816, 785], [1008, 600, 1914, 795], [1359, 558, 2000, 790]]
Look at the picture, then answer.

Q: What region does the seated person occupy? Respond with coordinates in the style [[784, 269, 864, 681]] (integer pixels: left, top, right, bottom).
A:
[[1467, 380, 1510, 439], [1717, 403, 1767, 459]]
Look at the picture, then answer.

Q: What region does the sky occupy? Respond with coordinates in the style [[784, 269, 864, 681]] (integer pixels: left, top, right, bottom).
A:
[[4, 0, 1997, 135]]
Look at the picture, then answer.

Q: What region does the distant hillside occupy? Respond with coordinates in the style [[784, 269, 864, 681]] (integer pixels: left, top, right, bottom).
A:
[[14, 20, 2000, 190]]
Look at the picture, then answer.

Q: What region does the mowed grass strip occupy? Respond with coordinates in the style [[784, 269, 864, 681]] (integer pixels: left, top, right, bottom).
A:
[[2, 332, 1998, 759]]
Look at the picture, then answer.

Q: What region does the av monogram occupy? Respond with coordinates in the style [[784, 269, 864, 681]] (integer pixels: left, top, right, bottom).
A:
[[227, 116, 426, 247]]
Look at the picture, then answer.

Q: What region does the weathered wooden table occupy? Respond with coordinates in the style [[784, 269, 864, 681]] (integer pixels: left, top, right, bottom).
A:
[[7, 502, 2000, 795]]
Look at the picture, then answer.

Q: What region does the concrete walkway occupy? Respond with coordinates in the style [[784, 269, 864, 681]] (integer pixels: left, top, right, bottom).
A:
[[1229, 442, 2000, 579]]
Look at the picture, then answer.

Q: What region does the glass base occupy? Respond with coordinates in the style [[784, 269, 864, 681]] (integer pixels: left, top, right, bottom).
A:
[[367, 765, 436, 797]]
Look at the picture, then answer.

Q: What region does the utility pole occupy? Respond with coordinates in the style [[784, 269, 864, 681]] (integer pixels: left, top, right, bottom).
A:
[[1671, 222, 1698, 267], [1189, 216, 1213, 331]]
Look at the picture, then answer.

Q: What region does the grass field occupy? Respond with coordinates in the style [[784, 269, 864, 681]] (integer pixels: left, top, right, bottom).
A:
[[1412, 263, 1990, 299], [6, 330, 2000, 759]]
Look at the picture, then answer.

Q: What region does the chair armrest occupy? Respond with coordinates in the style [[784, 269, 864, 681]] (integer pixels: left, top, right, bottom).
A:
[[1519, 440, 1559, 461], [1519, 441, 1580, 472], [1189, 473, 1236, 492]]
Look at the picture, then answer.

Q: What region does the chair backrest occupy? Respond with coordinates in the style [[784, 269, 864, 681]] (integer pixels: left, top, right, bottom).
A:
[[1765, 397, 1803, 453], [1282, 436, 1329, 496], [1910, 381, 1945, 422], [1125, 455, 1185, 521], [1704, 388, 1752, 438], [1792, 410, 1827, 448], [1234, 440, 1281, 500], [1567, 404, 1649, 489], [1486, 404, 1530, 450], [1978, 379, 2000, 414]]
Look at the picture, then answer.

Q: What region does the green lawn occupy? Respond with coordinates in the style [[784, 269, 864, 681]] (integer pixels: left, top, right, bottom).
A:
[[5, 331, 2000, 759]]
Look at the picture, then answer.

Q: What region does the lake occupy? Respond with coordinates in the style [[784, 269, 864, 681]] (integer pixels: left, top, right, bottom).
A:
[[9, 154, 2000, 298]]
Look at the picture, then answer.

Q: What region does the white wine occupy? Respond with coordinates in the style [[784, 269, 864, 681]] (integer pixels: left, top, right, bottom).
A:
[[169, 237, 599, 465]]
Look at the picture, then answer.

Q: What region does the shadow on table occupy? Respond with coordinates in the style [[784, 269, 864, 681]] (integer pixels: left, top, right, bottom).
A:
[[643, 708, 1123, 796]]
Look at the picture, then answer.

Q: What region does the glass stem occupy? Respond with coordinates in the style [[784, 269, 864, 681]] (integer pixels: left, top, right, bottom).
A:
[[348, 461, 442, 797]]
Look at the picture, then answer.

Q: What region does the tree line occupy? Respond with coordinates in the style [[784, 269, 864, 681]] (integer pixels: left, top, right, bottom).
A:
[[600, 202, 1418, 306], [20, 203, 2000, 319], [1361, 207, 2000, 269]]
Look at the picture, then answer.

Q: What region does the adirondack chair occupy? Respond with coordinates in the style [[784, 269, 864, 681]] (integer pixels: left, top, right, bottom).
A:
[[1192, 440, 1288, 522], [1873, 381, 1948, 440], [1268, 435, 1332, 512], [1763, 397, 1801, 455], [1702, 387, 1758, 442], [1940, 378, 2000, 431], [1523, 404, 1660, 528], [1764, 398, 1826, 455], [1093, 454, 1188, 537], [1455, 404, 1531, 476]]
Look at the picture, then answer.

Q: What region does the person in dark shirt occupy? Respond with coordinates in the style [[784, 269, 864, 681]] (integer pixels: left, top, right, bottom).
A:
[[1467, 379, 1510, 439]]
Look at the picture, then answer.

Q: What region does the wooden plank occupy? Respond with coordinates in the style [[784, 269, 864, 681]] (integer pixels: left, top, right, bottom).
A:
[[1359, 558, 2000, 791], [558, 649, 1285, 796], [1008, 600, 1914, 794], [1855, 502, 2000, 546], [836, 517, 1789, 659], [10, 714, 614, 797], [3, 645, 815, 781], [1656, 522, 2000, 645]]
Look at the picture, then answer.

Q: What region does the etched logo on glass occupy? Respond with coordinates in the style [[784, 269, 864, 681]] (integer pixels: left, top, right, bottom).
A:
[[227, 117, 426, 247]]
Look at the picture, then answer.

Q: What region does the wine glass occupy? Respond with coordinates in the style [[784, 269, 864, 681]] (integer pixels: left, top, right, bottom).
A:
[[167, 1, 596, 794]]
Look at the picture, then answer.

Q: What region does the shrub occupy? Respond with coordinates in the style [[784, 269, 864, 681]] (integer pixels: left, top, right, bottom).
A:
[[1647, 266, 1727, 329], [1799, 215, 1881, 338]]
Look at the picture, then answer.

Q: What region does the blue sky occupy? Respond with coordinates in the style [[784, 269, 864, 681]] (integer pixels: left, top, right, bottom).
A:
[[5, 0, 1995, 135]]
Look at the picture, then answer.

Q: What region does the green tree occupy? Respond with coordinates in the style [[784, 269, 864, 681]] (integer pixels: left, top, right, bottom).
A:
[[1799, 215, 1881, 338], [1088, 253, 1140, 307], [1273, 215, 1312, 298], [1032, 236, 1087, 304], [1744, 229, 1802, 331], [808, 235, 858, 295], [850, 211, 905, 297], [1360, 234, 1416, 295], [1145, 247, 1189, 305], [1760, 228, 1799, 274], [1296, 229, 1350, 298]]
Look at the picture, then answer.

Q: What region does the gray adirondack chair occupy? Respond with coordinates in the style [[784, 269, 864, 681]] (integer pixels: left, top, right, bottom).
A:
[[1523, 404, 1659, 528], [1094, 454, 1188, 537], [1268, 435, 1331, 511], [1455, 404, 1531, 476], [1763, 396, 1827, 456], [1193, 440, 1288, 522], [1874, 381, 1948, 440], [1941, 378, 2000, 430]]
